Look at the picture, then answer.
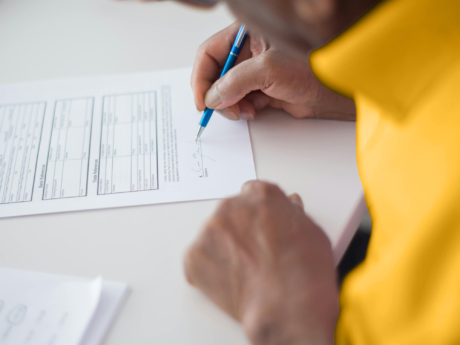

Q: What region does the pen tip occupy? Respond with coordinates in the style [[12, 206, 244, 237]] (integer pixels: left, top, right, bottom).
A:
[[195, 126, 205, 141]]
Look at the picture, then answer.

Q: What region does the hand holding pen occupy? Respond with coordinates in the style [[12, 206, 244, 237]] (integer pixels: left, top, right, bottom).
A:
[[191, 22, 356, 140], [195, 24, 248, 140]]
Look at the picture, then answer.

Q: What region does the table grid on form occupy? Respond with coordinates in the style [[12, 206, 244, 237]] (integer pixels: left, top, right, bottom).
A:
[[0, 102, 46, 204], [43, 98, 94, 200], [98, 92, 158, 195]]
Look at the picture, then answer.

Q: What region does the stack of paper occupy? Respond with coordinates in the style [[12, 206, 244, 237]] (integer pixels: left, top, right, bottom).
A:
[[0, 268, 128, 345]]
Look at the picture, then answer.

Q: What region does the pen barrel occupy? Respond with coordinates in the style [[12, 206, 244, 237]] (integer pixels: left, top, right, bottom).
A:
[[219, 28, 248, 77], [220, 54, 239, 77], [200, 54, 237, 128], [198, 24, 248, 130], [199, 108, 215, 127]]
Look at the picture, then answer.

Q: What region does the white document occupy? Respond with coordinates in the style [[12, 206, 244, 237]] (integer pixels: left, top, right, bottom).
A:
[[0, 268, 128, 345], [0, 68, 256, 218]]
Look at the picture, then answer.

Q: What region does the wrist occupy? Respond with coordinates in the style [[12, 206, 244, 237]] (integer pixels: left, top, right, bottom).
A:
[[241, 284, 337, 345], [244, 315, 335, 345], [314, 83, 356, 121]]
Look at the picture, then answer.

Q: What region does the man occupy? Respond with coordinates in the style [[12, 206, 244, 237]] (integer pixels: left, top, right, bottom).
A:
[[156, 0, 460, 343]]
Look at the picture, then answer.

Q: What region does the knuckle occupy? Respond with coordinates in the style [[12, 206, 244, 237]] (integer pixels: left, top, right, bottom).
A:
[[187, 219, 226, 270], [196, 39, 211, 57], [183, 245, 203, 283], [257, 54, 277, 89], [257, 181, 278, 197], [215, 198, 233, 214], [184, 245, 200, 269], [246, 321, 275, 345], [259, 53, 274, 70], [258, 183, 274, 197], [198, 216, 237, 267], [247, 181, 280, 198], [203, 217, 221, 236], [196, 43, 205, 56], [201, 215, 229, 244], [297, 108, 316, 119]]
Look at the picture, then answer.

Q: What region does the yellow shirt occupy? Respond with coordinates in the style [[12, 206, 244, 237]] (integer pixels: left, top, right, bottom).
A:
[[310, 0, 460, 344]]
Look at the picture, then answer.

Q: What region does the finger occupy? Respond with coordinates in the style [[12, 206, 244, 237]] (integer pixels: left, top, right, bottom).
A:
[[183, 247, 197, 286], [204, 53, 273, 110], [288, 193, 304, 209], [238, 99, 256, 121], [183, 245, 238, 318], [241, 180, 260, 195], [184, 214, 242, 319], [215, 104, 240, 121], [191, 22, 242, 111], [215, 98, 257, 121], [241, 180, 285, 199], [245, 92, 270, 112]]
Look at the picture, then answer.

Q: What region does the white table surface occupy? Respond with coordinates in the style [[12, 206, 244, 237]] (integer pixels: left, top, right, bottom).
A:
[[0, 1, 365, 344]]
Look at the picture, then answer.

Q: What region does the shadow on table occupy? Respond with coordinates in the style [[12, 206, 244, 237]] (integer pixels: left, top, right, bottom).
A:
[[338, 210, 371, 286]]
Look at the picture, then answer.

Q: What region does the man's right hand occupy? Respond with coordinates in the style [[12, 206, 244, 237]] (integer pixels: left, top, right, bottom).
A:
[[191, 22, 356, 122]]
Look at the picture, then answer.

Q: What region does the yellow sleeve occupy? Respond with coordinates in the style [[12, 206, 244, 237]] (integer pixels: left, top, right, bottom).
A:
[[309, 1, 460, 343]]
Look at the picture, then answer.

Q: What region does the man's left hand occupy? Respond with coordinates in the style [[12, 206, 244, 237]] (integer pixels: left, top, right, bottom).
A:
[[184, 180, 339, 345]]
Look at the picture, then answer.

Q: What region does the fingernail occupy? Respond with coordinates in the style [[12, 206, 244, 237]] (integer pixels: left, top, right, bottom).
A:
[[194, 99, 204, 112], [289, 193, 304, 209], [240, 110, 254, 121], [216, 108, 238, 121], [205, 84, 224, 109]]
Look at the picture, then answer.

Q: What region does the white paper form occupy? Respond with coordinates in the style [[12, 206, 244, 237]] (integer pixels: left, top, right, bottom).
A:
[[0, 268, 128, 345], [0, 68, 256, 218], [0, 269, 101, 345]]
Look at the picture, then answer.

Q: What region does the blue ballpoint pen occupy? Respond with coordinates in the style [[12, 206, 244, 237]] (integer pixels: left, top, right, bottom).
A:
[[195, 24, 248, 140]]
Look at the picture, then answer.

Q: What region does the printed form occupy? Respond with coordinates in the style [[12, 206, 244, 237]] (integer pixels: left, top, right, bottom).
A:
[[0, 69, 256, 219]]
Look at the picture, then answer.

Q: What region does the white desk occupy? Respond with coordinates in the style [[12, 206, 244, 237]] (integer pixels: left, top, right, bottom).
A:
[[0, 1, 365, 344]]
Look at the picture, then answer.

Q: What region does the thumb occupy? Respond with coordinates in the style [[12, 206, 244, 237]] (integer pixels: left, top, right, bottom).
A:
[[204, 54, 270, 110]]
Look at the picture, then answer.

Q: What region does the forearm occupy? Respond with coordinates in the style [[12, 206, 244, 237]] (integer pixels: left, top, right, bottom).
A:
[[245, 316, 336, 345]]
